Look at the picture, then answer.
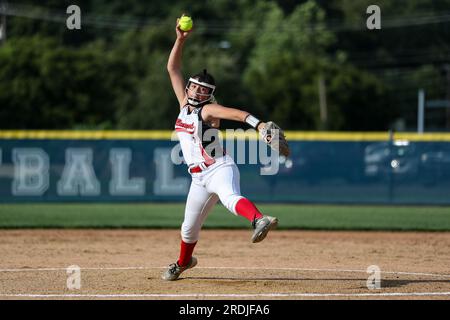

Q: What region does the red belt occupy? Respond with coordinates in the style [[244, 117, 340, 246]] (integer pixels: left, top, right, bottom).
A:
[[188, 161, 214, 174]]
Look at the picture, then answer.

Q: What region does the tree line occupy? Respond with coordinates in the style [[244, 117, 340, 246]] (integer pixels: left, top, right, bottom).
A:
[[1, 0, 449, 131]]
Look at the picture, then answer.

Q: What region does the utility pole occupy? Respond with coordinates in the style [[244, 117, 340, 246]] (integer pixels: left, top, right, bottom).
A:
[[417, 89, 425, 133], [444, 64, 450, 130], [318, 74, 328, 130]]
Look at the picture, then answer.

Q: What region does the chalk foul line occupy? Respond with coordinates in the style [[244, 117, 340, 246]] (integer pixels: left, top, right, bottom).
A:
[[1, 292, 450, 298]]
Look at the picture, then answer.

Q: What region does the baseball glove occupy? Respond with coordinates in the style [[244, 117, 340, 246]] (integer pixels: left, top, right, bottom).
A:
[[260, 121, 290, 157]]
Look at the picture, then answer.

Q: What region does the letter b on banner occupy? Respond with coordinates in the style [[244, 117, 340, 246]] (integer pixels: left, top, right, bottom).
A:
[[12, 148, 49, 196]]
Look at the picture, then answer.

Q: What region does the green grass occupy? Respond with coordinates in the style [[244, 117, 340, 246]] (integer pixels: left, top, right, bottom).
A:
[[0, 203, 449, 231]]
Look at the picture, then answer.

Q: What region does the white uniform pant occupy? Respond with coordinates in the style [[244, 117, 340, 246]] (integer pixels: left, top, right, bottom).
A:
[[181, 157, 244, 243]]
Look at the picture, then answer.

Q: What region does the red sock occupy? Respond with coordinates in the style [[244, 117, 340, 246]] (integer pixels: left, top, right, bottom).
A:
[[177, 240, 197, 267], [235, 198, 263, 222]]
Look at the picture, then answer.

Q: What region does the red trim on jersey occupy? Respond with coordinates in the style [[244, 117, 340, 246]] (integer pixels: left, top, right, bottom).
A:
[[200, 144, 216, 165], [175, 119, 195, 133], [175, 128, 194, 134]]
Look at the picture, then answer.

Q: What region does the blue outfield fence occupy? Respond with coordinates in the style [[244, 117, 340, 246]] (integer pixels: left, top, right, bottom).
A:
[[0, 131, 450, 204]]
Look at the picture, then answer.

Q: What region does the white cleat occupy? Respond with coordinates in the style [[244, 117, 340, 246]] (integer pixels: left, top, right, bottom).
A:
[[161, 257, 197, 281], [251, 216, 278, 243]]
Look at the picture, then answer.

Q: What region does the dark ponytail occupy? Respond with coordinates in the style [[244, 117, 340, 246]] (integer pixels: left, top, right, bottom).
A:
[[193, 69, 215, 86]]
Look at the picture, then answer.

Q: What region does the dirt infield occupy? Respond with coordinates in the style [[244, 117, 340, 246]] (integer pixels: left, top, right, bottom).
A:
[[0, 229, 449, 300]]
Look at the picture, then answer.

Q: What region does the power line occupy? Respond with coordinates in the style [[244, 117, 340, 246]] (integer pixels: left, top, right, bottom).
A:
[[2, 3, 448, 72], [1, 3, 450, 33], [0, 3, 164, 30]]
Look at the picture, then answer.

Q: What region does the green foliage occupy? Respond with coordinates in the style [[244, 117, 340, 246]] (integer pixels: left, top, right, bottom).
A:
[[0, 36, 129, 129], [243, 1, 390, 130], [327, 63, 391, 130], [108, 23, 242, 129], [0, 0, 448, 130]]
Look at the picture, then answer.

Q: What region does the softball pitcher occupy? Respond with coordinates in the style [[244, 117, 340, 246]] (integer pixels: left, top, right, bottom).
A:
[[162, 17, 289, 281]]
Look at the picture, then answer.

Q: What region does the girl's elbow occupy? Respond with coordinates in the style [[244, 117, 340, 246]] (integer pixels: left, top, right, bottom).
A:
[[167, 66, 175, 73], [167, 64, 179, 73]]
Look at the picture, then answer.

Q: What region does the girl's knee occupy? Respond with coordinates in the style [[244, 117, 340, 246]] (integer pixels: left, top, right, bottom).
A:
[[221, 194, 244, 215], [181, 221, 200, 243]]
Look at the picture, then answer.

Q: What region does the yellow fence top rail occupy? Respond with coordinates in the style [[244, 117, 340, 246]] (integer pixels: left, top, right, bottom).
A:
[[1, 130, 450, 141]]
